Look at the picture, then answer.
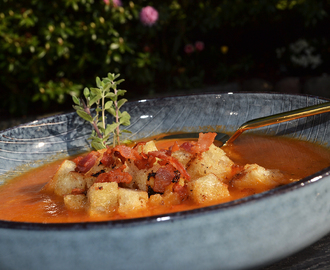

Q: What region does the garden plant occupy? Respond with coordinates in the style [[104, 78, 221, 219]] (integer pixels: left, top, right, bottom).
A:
[[0, 0, 329, 118]]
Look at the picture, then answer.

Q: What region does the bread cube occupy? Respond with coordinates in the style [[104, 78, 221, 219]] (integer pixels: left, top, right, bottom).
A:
[[55, 171, 88, 196], [142, 140, 158, 154], [187, 144, 234, 183], [43, 160, 90, 196], [118, 188, 148, 214], [149, 191, 181, 206], [231, 164, 286, 192], [134, 140, 158, 154], [64, 194, 87, 211], [171, 149, 193, 168], [149, 194, 163, 205], [87, 182, 119, 215], [188, 174, 230, 204], [124, 161, 161, 191], [85, 176, 96, 189], [42, 160, 76, 193]]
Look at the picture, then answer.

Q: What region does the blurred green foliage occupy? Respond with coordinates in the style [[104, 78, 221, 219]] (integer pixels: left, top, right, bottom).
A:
[[0, 0, 329, 117]]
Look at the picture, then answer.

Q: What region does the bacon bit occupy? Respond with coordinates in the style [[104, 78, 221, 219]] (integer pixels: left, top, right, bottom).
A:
[[114, 145, 147, 163], [134, 153, 156, 170], [100, 144, 158, 171], [180, 133, 216, 154], [196, 132, 217, 152], [153, 164, 177, 193], [96, 166, 132, 184], [112, 145, 134, 163], [133, 142, 147, 150], [169, 141, 180, 153], [173, 183, 188, 201], [73, 156, 83, 165], [180, 142, 195, 152], [114, 145, 134, 158], [75, 151, 100, 173], [71, 188, 86, 195], [101, 145, 139, 167], [148, 151, 191, 181], [100, 148, 116, 167]]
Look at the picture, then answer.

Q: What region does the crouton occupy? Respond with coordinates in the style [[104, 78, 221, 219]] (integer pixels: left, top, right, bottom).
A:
[[230, 164, 287, 192], [87, 182, 119, 215], [64, 194, 87, 211], [142, 140, 158, 154], [124, 160, 161, 191], [171, 149, 193, 168], [54, 171, 88, 196], [149, 194, 163, 205], [43, 160, 90, 196], [118, 188, 148, 214], [42, 160, 76, 193], [188, 173, 230, 204], [187, 144, 234, 183], [149, 191, 181, 206]]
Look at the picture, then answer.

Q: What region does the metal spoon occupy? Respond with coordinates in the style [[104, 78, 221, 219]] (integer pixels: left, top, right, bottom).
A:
[[159, 101, 330, 146]]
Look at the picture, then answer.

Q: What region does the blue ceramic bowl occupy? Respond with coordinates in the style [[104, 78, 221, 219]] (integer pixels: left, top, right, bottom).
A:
[[1, 92, 330, 270]]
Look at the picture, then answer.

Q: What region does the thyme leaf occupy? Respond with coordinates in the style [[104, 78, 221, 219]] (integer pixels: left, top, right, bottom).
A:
[[72, 73, 131, 150]]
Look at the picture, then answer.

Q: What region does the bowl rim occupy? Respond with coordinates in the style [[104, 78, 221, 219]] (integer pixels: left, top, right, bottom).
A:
[[1, 91, 330, 231]]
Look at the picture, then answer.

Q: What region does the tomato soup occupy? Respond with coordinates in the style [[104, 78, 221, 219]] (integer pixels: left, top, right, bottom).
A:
[[0, 134, 329, 223]]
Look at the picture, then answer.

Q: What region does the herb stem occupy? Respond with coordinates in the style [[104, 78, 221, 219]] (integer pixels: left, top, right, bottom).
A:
[[102, 94, 106, 130], [114, 87, 120, 145], [81, 98, 103, 139]]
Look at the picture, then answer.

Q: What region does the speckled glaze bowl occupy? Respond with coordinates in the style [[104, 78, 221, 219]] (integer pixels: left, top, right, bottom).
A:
[[1, 92, 330, 270]]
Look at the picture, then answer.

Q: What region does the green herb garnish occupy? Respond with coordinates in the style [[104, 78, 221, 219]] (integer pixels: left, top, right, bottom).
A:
[[72, 73, 131, 150]]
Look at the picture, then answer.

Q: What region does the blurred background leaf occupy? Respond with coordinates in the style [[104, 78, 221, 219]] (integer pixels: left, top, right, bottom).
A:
[[0, 0, 329, 118]]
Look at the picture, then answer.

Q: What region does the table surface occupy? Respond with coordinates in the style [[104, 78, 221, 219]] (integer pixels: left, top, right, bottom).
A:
[[260, 232, 330, 269]]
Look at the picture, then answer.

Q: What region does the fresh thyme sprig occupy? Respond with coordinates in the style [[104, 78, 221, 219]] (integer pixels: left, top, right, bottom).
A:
[[72, 73, 131, 150]]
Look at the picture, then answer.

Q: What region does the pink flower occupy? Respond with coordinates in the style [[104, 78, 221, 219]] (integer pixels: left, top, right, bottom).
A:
[[112, 0, 122, 7], [184, 44, 194, 54], [195, 41, 204, 51], [103, 0, 122, 7], [140, 6, 159, 26]]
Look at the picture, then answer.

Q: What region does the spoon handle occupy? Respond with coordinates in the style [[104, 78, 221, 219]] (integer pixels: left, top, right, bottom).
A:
[[225, 101, 330, 146]]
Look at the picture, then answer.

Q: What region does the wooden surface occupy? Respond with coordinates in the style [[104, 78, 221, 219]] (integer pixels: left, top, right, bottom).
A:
[[262, 232, 330, 269]]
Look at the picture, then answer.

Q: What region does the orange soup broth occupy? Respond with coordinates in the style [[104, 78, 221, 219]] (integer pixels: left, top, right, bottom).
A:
[[0, 134, 329, 223]]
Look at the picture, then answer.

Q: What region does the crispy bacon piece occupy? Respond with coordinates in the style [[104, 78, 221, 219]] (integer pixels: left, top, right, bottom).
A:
[[101, 145, 140, 167], [173, 183, 188, 201], [153, 164, 178, 193], [96, 165, 132, 184], [133, 142, 147, 150], [114, 145, 158, 170], [148, 151, 190, 181], [196, 132, 217, 152], [100, 148, 116, 167], [73, 156, 83, 165], [169, 141, 180, 153], [179, 133, 217, 154], [134, 153, 156, 170], [100, 144, 159, 171], [75, 151, 100, 174], [113, 145, 136, 161], [180, 142, 195, 152]]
